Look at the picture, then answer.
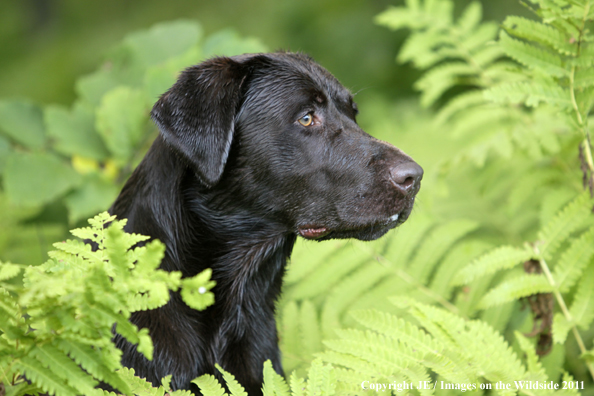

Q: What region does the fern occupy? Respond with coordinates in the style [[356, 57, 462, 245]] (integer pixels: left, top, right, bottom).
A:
[[191, 360, 335, 396], [0, 212, 216, 396]]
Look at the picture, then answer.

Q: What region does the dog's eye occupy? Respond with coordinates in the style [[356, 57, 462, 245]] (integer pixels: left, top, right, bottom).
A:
[[298, 113, 314, 127]]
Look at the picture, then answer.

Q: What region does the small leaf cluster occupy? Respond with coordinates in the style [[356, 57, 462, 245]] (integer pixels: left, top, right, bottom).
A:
[[0, 21, 267, 226], [0, 212, 215, 396]]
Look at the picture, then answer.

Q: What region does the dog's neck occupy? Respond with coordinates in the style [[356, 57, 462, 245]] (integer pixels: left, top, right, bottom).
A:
[[111, 134, 296, 306]]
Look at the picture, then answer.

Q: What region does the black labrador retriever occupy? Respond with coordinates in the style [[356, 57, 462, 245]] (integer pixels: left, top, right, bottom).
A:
[[109, 52, 423, 395]]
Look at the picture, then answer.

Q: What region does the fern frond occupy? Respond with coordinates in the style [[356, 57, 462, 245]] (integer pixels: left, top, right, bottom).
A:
[[283, 244, 371, 301], [262, 360, 289, 396], [539, 187, 575, 229], [280, 301, 301, 373], [28, 343, 98, 395], [552, 226, 594, 292], [289, 372, 306, 396], [406, 219, 478, 285], [348, 309, 470, 384], [285, 240, 345, 285], [169, 390, 194, 396], [514, 332, 547, 378], [429, 239, 492, 300], [409, 301, 525, 383], [305, 359, 336, 396], [0, 262, 22, 281], [499, 30, 567, 77], [538, 192, 593, 258], [299, 300, 322, 361], [192, 374, 227, 396], [51, 239, 104, 266], [111, 367, 164, 396], [434, 91, 486, 124], [459, 22, 499, 53], [485, 80, 571, 108], [414, 62, 478, 107], [383, 212, 434, 266], [503, 16, 577, 56], [215, 364, 248, 396], [324, 329, 433, 394], [553, 312, 572, 345], [456, 2, 482, 36], [320, 260, 390, 338], [479, 274, 553, 308], [14, 356, 80, 396], [569, 263, 594, 330], [453, 245, 533, 286], [55, 339, 131, 393]]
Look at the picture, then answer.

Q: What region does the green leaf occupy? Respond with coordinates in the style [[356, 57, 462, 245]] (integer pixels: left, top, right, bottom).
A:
[[305, 359, 335, 396], [289, 372, 306, 396], [95, 87, 148, 160], [499, 30, 567, 77], [479, 274, 553, 308], [124, 20, 202, 68], [262, 360, 289, 396], [503, 16, 577, 56], [15, 356, 80, 396], [485, 80, 571, 108], [553, 312, 572, 344], [3, 152, 82, 206], [514, 332, 546, 376], [215, 364, 248, 396], [457, 2, 482, 36], [538, 192, 593, 258], [76, 68, 125, 107], [0, 262, 22, 281], [180, 269, 216, 311], [192, 374, 228, 396], [453, 245, 533, 286], [202, 29, 268, 59], [29, 343, 98, 395], [0, 100, 46, 149], [407, 219, 479, 285], [64, 176, 120, 224], [414, 62, 478, 107], [44, 102, 109, 160], [569, 263, 594, 330], [552, 227, 594, 292]]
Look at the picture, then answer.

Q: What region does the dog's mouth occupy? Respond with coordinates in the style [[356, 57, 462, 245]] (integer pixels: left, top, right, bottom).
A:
[[298, 212, 404, 241]]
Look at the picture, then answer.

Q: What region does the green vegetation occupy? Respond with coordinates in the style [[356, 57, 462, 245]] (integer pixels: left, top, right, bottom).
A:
[[2, 0, 594, 395]]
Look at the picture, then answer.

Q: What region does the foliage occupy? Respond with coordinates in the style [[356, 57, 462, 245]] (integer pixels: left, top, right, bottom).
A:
[[0, 212, 215, 396], [0, 20, 267, 239], [3, 2, 594, 395]]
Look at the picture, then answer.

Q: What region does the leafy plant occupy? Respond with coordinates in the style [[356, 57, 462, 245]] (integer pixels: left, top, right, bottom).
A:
[[0, 212, 215, 396], [0, 21, 267, 241]]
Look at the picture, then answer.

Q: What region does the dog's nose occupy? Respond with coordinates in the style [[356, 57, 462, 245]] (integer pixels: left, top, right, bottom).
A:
[[389, 161, 423, 195]]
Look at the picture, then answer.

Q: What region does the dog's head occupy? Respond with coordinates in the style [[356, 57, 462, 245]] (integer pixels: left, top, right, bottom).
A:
[[151, 52, 422, 241]]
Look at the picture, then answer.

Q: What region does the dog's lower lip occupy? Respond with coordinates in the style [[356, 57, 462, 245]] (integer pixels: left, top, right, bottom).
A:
[[298, 227, 330, 239]]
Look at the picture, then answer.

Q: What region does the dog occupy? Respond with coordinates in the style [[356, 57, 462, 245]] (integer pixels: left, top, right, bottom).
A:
[[109, 52, 423, 395]]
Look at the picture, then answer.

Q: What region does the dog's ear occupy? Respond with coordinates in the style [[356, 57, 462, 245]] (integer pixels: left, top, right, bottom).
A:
[[151, 56, 256, 187]]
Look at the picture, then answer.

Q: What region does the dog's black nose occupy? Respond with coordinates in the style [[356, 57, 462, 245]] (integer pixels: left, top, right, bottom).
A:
[[389, 161, 423, 195]]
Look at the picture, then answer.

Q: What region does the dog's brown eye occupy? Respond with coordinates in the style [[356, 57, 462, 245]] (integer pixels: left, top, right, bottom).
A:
[[298, 113, 314, 126]]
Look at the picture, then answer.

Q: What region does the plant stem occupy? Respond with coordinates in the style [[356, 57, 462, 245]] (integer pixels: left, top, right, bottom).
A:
[[533, 245, 594, 381], [569, 3, 594, 196]]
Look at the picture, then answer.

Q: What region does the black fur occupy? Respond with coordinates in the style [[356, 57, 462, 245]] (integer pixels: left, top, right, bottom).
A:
[[109, 52, 423, 395]]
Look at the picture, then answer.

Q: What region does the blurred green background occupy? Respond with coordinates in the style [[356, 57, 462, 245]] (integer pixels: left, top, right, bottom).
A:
[[1, 0, 526, 106]]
